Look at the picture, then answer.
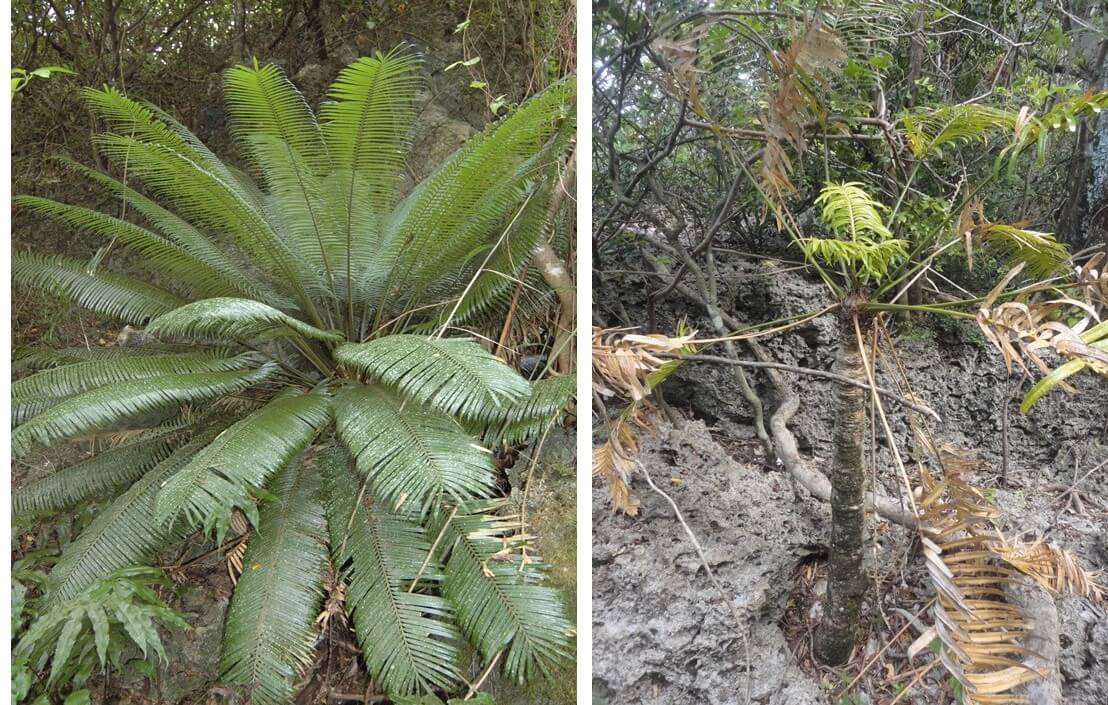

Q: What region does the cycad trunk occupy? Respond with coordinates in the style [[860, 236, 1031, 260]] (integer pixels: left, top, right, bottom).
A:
[[814, 315, 867, 665]]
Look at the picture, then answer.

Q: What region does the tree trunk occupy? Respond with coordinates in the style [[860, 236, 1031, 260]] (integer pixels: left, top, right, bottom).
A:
[[232, 0, 246, 60], [814, 315, 868, 665]]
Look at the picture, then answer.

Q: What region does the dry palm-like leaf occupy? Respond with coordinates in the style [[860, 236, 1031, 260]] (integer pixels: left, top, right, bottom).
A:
[[592, 327, 697, 515], [592, 409, 648, 516], [592, 326, 697, 401], [315, 559, 348, 631], [225, 510, 251, 584], [760, 18, 846, 209], [653, 24, 713, 115], [915, 465, 1044, 704], [1075, 252, 1107, 315], [992, 540, 1104, 603], [976, 281, 1108, 411], [912, 434, 1104, 703]]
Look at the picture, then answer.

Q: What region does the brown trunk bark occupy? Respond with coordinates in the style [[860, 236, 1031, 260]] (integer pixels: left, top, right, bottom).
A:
[[814, 316, 868, 665]]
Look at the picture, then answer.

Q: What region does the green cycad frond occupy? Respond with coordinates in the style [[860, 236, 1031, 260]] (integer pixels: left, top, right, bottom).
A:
[[225, 61, 329, 174], [155, 391, 332, 533], [334, 384, 496, 513], [91, 135, 318, 298], [323, 454, 462, 697], [801, 182, 907, 284], [432, 500, 572, 683], [13, 434, 176, 516], [58, 158, 285, 305], [14, 195, 242, 299], [320, 46, 420, 214], [13, 251, 184, 323], [221, 458, 327, 705], [82, 86, 196, 156], [336, 336, 530, 419], [249, 133, 342, 291], [45, 437, 214, 604], [12, 364, 276, 456], [375, 80, 573, 307], [814, 181, 892, 241], [12, 343, 204, 372], [976, 223, 1070, 278], [469, 374, 577, 446], [146, 297, 342, 343], [902, 104, 1016, 158], [420, 178, 556, 329], [12, 350, 253, 400]]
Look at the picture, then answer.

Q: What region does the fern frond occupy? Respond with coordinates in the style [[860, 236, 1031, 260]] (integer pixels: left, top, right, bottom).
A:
[[803, 182, 907, 283], [335, 336, 530, 419], [323, 452, 462, 696], [334, 384, 496, 513], [419, 178, 556, 328], [224, 61, 329, 176], [13, 251, 184, 323], [814, 181, 893, 241], [12, 351, 254, 400], [221, 457, 328, 705], [146, 297, 342, 343], [92, 135, 318, 295], [13, 434, 176, 516], [431, 499, 573, 683], [375, 80, 572, 306], [44, 437, 213, 603], [155, 391, 332, 534], [59, 157, 288, 306], [13, 343, 202, 372], [12, 363, 276, 456]]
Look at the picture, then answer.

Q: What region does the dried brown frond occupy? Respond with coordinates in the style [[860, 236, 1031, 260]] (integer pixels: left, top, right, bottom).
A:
[[1075, 251, 1107, 314], [915, 466, 1042, 705], [592, 326, 697, 514], [653, 23, 713, 114], [592, 326, 697, 401], [976, 297, 1107, 381], [760, 18, 846, 210], [992, 540, 1104, 603], [592, 407, 649, 515], [225, 510, 251, 584], [316, 559, 348, 631]]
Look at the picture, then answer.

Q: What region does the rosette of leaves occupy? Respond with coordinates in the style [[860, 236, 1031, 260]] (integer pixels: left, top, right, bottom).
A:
[[12, 47, 575, 704]]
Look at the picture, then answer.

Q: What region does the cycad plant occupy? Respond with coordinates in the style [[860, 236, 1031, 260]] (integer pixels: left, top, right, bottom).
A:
[[796, 179, 1074, 664], [12, 47, 576, 704]]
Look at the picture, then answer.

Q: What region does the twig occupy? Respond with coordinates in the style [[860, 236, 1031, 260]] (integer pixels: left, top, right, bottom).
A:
[[464, 649, 503, 700], [667, 353, 941, 420]]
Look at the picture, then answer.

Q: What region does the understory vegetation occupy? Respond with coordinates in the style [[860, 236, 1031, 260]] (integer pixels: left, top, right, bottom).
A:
[[593, 2, 1106, 704], [11, 3, 577, 705]]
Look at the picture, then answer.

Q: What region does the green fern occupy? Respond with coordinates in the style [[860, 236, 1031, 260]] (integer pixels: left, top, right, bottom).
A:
[[13, 47, 574, 703], [325, 454, 463, 695], [13, 434, 177, 517]]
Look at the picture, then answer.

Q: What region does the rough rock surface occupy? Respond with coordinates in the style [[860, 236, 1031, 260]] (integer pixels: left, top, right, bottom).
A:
[[592, 420, 829, 705]]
